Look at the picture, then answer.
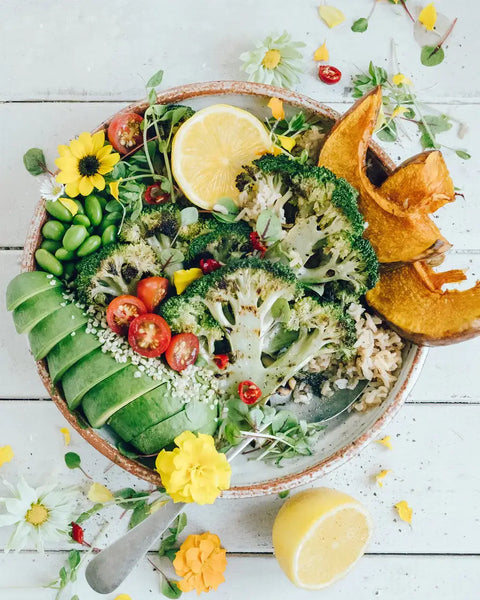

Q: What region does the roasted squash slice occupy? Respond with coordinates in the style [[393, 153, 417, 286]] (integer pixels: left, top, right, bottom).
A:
[[366, 262, 480, 346], [318, 88, 450, 263]]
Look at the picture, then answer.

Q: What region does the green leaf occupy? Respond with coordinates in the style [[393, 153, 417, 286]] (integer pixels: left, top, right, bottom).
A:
[[114, 488, 150, 509], [71, 595, 80, 600], [161, 577, 182, 599], [212, 197, 240, 223], [180, 206, 199, 227], [288, 112, 305, 132], [421, 45, 445, 67], [105, 199, 123, 213], [456, 149, 471, 160], [419, 128, 438, 150], [23, 148, 47, 176], [75, 503, 104, 524], [64, 452, 81, 470], [128, 501, 150, 529], [271, 297, 291, 323], [376, 120, 398, 142], [224, 421, 242, 446], [148, 87, 158, 106], [278, 490, 290, 499], [351, 17, 368, 32], [422, 114, 452, 135], [256, 209, 283, 242], [176, 512, 188, 535], [146, 69, 164, 88], [111, 161, 128, 179], [68, 550, 81, 570]]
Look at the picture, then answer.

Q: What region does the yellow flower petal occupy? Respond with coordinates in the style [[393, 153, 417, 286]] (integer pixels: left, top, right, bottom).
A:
[[57, 144, 71, 157], [60, 427, 71, 446], [87, 482, 114, 503], [392, 73, 412, 86], [272, 145, 283, 156], [109, 179, 121, 200], [173, 268, 203, 294], [114, 595, 131, 600], [79, 176, 94, 196], [70, 138, 88, 159], [91, 130, 106, 153], [77, 132, 93, 155], [375, 469, 391, 487], [318, 5, 345, 28], [376, 435, 392, 450], [267, 97, 285, 121], [90, 173, 106, 191], [395, 500, 413, 524], [418, 2, 437, 31], [58, 198, 79, 217], [65, 180, 80, 198], [392, 105, 408, 118], [277, 135, 296, 152], [314, 40, 329, 62], [0, 445, 14, 468]]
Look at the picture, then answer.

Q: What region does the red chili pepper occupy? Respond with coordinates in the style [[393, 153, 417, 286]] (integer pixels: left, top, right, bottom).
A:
[[200, 258, 222, 275], [238, 380, 262, 405], [213, 354, 229, 370], [249, 232, 267, 257], [144, 184, 170, 205], [318, 65, 342, 85], [70, 522, 85, 545]]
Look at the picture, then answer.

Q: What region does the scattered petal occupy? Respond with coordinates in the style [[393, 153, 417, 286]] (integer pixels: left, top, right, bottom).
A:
[[173, 268, 203, 294], [318, 5, 346, 28], [58, 197, 79, 216], [267, 97, 285, 121], [87, 483, 114, 504], [376, 435, 393, 450], [149, 499, 169, 514], [375, 469, 391, 487], [277, 135, 296, 152], [60, 428, 71, 447], [392, 73, 412, 86], [395, 500, 413, 524], [0, 445, 14, 468], [392, 106, 408, 118], [109, 179, 121, 201], [418, 3, 437, 31], [114, 595, 132, 600], [314, 40, 329, 62]]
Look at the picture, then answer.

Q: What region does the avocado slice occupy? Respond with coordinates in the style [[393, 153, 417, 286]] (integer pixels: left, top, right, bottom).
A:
[[108, 385, 185, 443], [130, 400, 218, 455], [47, 326, 102, 384], [28, 304, 88, 360], [61, 348, 128, 409], [82, 365, 162, 428], [7, 271, 62, 311], [12, 287, 65, 334]]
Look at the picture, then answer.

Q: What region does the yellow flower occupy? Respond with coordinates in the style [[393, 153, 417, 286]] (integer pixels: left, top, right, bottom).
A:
[[277, 135, 296, 152], [392, 105, 408, 118], [395, 500, 413, 524], [314, 40, 329, 62], [318, 5, 345, 28], [392, 73, 412, 86], [55, 131, 120, 198], [60, 428, 71, 446], [0, 445, 14, 468], [418, 3, 437, 31], [267, 97, 285, 121], [87, 482, 114, 503], [155, 431, 231, 505], [375, 469, 391, 487], [114, 595, 131, 600], [58, 198, 79, 216], [376, 435, 392, 450], [109, 179, 122, 201], [173, 268, 203, 294], [173, 532, 227, 594]]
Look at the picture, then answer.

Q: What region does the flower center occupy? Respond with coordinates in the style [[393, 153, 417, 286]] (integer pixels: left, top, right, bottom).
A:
[[25, 503, 48, 526], [78, 155, 100, 177], [262, 49, 281, 70]]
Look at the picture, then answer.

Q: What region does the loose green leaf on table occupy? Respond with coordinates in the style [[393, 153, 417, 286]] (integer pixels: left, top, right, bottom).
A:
[[421, 45, 445, 67], [352, 18, 369, 32], [161, 576, 182, 599], [64, 452, 81, 470], [23, 148, 47, 176]]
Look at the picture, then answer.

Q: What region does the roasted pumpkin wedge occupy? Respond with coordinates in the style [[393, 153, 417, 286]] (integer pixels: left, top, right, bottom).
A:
[[318, 88, 450, 263], [366, 262, 480, 346]]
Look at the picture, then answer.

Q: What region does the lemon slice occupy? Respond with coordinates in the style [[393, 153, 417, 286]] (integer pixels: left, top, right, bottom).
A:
[[272, 488, 372, 589], [171, 104, 272, 209]]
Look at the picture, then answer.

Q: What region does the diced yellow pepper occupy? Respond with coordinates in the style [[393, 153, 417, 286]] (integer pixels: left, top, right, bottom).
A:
[[173, 268, 203, 294]]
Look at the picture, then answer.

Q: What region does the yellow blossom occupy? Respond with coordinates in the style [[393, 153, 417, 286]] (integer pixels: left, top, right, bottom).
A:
[[88, 482, 114, 504], [277, 135, 296, 152], [419, 3, 437, 31], [109, 179, 122, 201], [60, 428, 71, 446], [267, 97, 285, 121], [55, 131, 120, 198], [155, 431, 231, 505], [58, 197, 79, 217], [272, 146, 283, 156], [395, 500, 413, 524], [375, 469, 391, 487], [318, 5, 345, 28], [376, 435, 392, 450], [392, 73, 412, 86], [392, 106, 408, 118], [173, 532, 227, 593], [114, 595, 131, 600], [173, 268, 203, 294], [0, 445, 14, 468], [314, 40, 329, 62]]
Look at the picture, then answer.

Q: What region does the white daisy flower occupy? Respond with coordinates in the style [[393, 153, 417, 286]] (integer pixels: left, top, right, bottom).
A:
[[240, 31, 305, 89], [0, 477, 78, 553], [39, 174, 65, 202]]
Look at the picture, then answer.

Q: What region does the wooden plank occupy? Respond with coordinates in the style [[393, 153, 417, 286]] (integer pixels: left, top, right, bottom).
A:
[[0, 0, 478, 103], [0, 552, 478, 600], [0, 401, 478, 554]]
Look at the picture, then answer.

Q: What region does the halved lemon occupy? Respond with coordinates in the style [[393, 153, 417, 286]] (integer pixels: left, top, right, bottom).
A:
[[272, 488, 372, 589], [171, 104, 272, 209]]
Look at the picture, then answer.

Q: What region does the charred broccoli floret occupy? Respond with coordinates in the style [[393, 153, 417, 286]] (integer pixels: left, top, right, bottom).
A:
[[185, 221, 253, 265]]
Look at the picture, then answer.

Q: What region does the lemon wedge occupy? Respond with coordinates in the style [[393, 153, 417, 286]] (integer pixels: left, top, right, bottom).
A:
[[171, 104, 272, 209], [272, 488, 372, 589]]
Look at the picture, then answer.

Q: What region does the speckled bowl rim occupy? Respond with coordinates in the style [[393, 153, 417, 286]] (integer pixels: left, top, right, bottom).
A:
[[21, 80, 428, 497]]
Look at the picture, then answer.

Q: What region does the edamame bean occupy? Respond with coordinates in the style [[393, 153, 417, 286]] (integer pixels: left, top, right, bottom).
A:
[[101, 224, 118, 246], [40, 239, 61, 253], [63, 262, 76, 280], [45, 200, 74, 223], [85, 195, 103, 226], [63, 225, 88, 251], [35, 249, 63, 277], [55, 247, 75, 261], [77, 235, 101, 257], [96, 195, 107, 209], [99, 212, 121, 232], [73, 214, 91, 228], [73, 199, 85, 214], [42, 220, 66, 241]]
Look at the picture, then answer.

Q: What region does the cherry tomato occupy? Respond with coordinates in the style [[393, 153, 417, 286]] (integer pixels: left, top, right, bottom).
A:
[[128, 313, 171, 358], [318, 65, 342, 85], [249, 232, 267, 257], [200, 258, 222, 275], [107, 112, 143, 155], [165, 333, 200, 371], [213, 354, 229, 370], [136, 277, 169, 312], [106, 295, 147, 335], [238, 380, 262, 405], [144, 183, 170, 205]]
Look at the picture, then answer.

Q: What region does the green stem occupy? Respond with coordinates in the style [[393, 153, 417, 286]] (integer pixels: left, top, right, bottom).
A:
[[142, 108, 156, 176]]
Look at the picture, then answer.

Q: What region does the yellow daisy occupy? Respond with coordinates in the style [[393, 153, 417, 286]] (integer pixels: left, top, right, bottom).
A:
[[55, 131, 120, 198]]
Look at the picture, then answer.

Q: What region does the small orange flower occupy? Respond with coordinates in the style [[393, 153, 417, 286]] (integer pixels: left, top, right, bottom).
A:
[[173, 532, 227, 594]]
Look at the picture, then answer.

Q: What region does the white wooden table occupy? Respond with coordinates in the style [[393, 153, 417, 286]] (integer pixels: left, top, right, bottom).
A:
[[1, 1, 479, 598]]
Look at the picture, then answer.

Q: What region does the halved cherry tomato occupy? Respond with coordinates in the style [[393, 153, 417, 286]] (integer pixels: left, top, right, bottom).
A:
[[144, 183, 170, 205], [318, 65, 342, 85], [107, 112, 144, 155], [128, 313, 171, 358], [249, 232, 267, 257], [136, 277, 169, 312], [106, 295, 147, 335], [213, 354, 229, 370], [165, 333, 200, 372], [238, 380, 262, 405], [200, 258, 222, 275]]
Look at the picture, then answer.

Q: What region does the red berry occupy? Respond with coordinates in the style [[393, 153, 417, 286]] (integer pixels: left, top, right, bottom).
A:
[[200, 258, 222, 274]]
